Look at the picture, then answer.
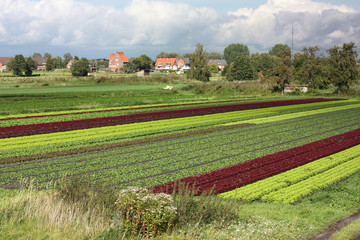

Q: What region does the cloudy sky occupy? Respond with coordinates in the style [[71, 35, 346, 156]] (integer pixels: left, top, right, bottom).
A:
[[1, 0, 360, 59]]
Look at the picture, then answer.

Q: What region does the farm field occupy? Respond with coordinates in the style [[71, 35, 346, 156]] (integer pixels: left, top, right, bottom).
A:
[[1, 80, 360, 240]]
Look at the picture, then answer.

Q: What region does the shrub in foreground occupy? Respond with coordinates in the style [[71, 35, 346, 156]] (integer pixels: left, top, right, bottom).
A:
[[116, 186, 177, 238]]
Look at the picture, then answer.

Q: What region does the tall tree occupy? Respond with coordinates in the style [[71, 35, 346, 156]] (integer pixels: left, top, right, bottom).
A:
[[206, 52, 224, 60], [25, 57, 38, 76], [71, 58, 90, 77], [268, 50, 292, 91], [133, 55, 153, 70], [293, 46, 328, 89], [327, 42, 359, 92], [32, 52, 42, 58], [7, 55, 26, 76], [156, 52, 180, 58], [251, 53, 277, 78], [63, 53, 73, 66], [269, 44, 291, 57], [227, 55, 255, 81], [223, 43, 250, 64], [189, 43, 210, 82], [46, 57, 62, 71], [44, 52, 52, 59]]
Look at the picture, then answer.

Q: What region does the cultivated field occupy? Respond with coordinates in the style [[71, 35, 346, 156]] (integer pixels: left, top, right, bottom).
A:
[[1, 76, 360, 239]]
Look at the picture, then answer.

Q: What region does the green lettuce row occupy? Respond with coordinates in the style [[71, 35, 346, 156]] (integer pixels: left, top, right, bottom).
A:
[[1, 100, 359, 149], [1, 99, 357, 128], [1, 110, 352, 172], [219, 144, 360, 201], [1, 113, 360, 188], [224, 102, 360, 125], [0, 108, 274, 149], [0, 99, 236, 119], [0, 99, 264, 127], [0, 104, 359, 161], [261, 156, 360, 204]]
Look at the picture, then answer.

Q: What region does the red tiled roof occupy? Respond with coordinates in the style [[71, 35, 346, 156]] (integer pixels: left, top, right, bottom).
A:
[[155, 58, 177, 68], [109, 52, 129, 63]]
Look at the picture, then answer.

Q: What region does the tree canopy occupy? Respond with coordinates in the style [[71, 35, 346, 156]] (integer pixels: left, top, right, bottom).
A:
[[251, 53, 277, 78], [327, 42, 359, 92], [133, 55, 153, 70], [7, 55, 26, 76], [25, 57, 38, 76], [293, 46, 328, 89], [71, 58, 90, 77], [269, 44, 291, 57], [227, 55, 255, 81], [189, 43, 210, 82], [156, 52, 181, 59], [7, 55, 38, 76], [46, 57, 63, 71], [206, 52, 223, 60], [63, 53, 73, 66], [223, 43, 250, 64]]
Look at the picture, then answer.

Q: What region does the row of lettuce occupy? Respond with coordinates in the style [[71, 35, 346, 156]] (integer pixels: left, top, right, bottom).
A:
[[0, 98, 345, 138], [0, 99, 359, 161], [1, 100, 360, 205], [0, 98, 318, 128], [153, 129, 360, 196]]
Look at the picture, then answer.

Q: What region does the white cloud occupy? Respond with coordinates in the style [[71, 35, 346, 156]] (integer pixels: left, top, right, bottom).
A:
[[219, 0, 360, 51], [0, 0, 359, 57]]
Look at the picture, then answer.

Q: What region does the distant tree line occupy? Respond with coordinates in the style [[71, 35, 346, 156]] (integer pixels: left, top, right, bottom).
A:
[[186, 42, 359, 93], [6, 42, 359, 91]]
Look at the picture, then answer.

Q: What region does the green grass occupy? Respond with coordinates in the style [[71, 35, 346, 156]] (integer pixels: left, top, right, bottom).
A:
[[0, 78, 360, 239], [331, 218, 360, 240], [0, 84, 186, 95], [0, 170, 359, 239]]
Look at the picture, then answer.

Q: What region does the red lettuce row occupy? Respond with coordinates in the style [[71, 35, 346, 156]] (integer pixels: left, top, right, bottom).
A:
[[0, 100, 240, 121], [152, 128, 360, 195], [0, 98, 340, 139]]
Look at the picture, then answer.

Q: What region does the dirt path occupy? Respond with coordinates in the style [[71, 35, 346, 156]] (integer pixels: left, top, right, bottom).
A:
[[308, 210, 360, 240]]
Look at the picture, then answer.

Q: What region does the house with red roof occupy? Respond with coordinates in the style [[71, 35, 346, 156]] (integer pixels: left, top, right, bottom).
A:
[[155, 58, 190, 71], [67, 60, 76, 69], [155, 58, 177, 71], [0, 57, 12, 72], [109, 52, 129, 72]]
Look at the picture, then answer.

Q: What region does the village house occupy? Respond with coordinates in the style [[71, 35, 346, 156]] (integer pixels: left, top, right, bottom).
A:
[[67, 60, 76, 69], [0, 57, 11, 72], [208, 59, 227, 71], [109, 52, 129, 72], [154, 58, 190, 71], [33, 57, 48, 71]]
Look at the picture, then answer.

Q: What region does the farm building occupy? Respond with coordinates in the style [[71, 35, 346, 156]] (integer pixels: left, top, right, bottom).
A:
[[109, 52, 129, 72]]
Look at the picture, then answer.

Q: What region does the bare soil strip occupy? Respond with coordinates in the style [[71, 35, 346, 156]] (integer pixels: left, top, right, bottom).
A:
[[308, 210, 360, 240]]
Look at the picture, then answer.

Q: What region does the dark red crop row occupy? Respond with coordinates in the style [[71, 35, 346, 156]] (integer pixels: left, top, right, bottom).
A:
[[0, 99, 239, 121], [152, 128, 360, 195], [0, 98, 340, 139]]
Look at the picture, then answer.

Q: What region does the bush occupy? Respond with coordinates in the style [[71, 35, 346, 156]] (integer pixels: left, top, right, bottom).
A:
[[172, 183, 239, 227], [115, 186, 177, 238], [71, 58, 90, 77]]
